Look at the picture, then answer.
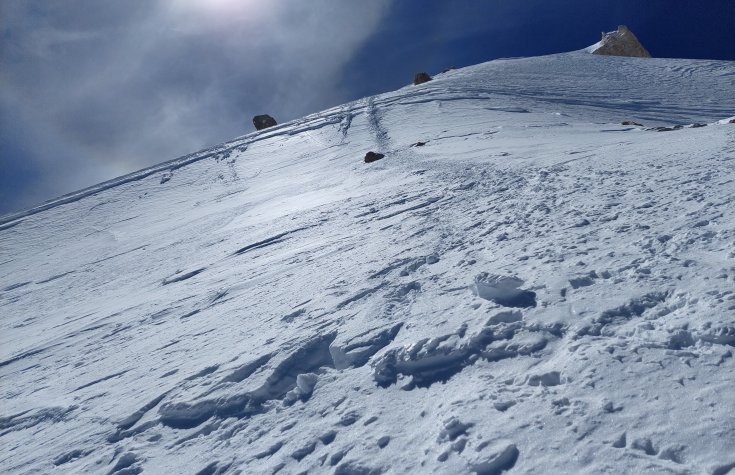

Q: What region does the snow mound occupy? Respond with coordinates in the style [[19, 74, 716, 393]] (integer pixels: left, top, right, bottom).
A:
[[472, 273, 536, 308]]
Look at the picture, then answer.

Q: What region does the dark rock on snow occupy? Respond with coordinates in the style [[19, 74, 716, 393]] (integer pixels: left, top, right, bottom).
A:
[[414, 72, 432, 85], [364, 152, 385, 163], [253, 114, 277, 131], [648, 125, 684, 132], [622, 120, 643, 126]]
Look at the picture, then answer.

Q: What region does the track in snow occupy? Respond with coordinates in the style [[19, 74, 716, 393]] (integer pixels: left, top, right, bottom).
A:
[[1, 51, 734, 474]]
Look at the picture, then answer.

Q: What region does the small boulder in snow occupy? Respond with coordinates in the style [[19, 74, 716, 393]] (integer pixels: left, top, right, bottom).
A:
[[253, 114, 277, 130], [364, 151, 385, 163], [414, 72, 432, 85]]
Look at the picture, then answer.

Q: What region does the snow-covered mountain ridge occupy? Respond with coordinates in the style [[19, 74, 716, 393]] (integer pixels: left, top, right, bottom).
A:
[[1, 51, 734, 474]]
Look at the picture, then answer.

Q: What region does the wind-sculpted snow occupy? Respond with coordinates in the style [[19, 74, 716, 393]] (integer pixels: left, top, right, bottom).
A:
[[472, 273, 537, 308], [1, 52, 734, 473], [371, 312, 553, 389]]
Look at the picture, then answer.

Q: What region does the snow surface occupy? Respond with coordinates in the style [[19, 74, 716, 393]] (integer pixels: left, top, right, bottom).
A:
[[1, 51, 735, 474]]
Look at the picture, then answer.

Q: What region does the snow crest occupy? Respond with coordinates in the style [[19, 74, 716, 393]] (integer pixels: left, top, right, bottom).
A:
[[2, 51, 734, 474]]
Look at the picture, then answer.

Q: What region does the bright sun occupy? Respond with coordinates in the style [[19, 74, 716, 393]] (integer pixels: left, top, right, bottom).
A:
[[166, 0, 275, 26]]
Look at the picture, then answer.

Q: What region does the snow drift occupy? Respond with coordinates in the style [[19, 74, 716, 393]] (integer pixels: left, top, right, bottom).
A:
[[1, 50, 734, 474]]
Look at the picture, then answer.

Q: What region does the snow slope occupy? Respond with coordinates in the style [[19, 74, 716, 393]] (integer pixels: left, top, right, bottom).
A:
[[1, 52, 734, 474]]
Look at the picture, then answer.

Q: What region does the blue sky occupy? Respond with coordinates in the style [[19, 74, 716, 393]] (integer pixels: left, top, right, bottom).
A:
[[1, 0, 733, 216]]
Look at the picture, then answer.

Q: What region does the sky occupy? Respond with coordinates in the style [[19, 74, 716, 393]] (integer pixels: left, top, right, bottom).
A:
[[1, 0, 734, 216]]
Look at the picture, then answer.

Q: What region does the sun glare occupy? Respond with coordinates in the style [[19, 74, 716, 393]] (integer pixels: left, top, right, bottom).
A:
[[170, 0, 265, 14], [166, 0, 276, 28]]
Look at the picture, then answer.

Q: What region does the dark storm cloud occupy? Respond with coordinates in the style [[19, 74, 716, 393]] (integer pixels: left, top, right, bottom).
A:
[[0, 0, 389, 213]]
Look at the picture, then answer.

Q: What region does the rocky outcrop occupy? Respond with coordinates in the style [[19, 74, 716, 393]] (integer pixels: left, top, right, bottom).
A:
[[253, 114, 277, 131], [414, 72, 432, 85], [590, 25, 651, 58]]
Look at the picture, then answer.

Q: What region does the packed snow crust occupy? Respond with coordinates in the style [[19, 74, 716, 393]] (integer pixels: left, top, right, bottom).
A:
[[1, 52, 735, 474]]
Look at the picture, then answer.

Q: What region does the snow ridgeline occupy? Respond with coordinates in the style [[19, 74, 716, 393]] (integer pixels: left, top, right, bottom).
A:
[[1, 51, 735, 474]]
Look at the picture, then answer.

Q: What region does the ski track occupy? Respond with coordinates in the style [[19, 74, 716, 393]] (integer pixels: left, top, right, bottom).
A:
[[1, 51, 734, 474]]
